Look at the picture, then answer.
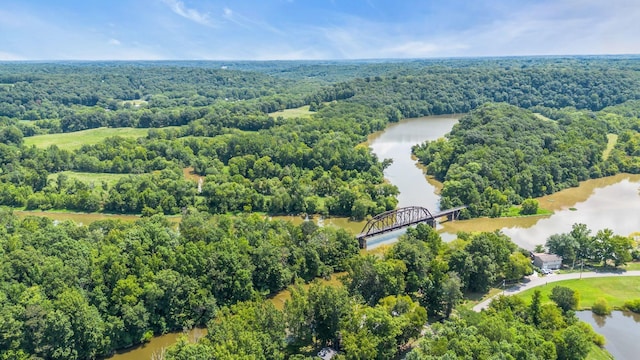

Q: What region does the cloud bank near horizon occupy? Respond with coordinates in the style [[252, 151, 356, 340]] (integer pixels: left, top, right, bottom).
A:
[[1, 0, 638, 60]]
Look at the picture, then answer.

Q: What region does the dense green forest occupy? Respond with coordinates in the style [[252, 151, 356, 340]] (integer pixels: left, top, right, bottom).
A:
[[0, 209, 358, 358], [2, 57, 640, 359], [0, 210, 549, 359], [2, 57, 640, 219]]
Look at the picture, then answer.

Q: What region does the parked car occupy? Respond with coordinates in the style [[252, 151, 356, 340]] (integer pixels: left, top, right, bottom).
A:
[[541, 268, 552, 275]]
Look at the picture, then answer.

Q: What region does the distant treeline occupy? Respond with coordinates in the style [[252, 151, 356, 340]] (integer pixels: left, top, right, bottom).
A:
[[2, 57, 640, 219]]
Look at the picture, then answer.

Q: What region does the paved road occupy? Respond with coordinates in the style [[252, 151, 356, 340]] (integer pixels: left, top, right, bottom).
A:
[[473, 270, 640, 312]]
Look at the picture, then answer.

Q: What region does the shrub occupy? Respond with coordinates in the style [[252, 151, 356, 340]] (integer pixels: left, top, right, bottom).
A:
[[520, 198, 539, 215], [624, 298, 640, 313], [592, 297, 612, 316]]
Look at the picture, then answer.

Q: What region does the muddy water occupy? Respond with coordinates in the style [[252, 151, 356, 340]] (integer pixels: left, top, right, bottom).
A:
[[577, 311, 640, 360], [441, 174, 640, 250], [108, 328, 207, 360], [363, 115, 640, 250]]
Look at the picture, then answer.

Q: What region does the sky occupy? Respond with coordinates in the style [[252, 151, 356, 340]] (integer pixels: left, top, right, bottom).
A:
[[1, 0, 639, 61]]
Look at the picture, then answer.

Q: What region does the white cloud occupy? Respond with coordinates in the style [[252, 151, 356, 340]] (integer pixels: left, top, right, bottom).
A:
[[310, 0, 640, 59], [221, 7, 284, 35], [445, 0, 640, 56], [108, 38, 121, 46], [162, 0, 215, 27]]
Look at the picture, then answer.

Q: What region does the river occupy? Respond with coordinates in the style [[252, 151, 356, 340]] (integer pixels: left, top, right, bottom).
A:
[[108, 328, 207, 360], [113, 114, 640, 358], [577, 311, 640, 360], [364, 115, 640, 250], [367, 114, 462, 210]]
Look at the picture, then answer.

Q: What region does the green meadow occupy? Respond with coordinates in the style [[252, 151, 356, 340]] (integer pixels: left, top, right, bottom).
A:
[[48, 171, 133, 187], [24, 127, 150, 150], [269, 105, 314, 119]]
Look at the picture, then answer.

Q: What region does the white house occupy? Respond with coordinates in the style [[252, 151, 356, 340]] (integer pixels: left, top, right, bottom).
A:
[[532, 253, 563, 270]]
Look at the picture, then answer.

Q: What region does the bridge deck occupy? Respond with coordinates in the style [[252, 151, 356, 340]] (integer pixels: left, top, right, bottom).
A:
[[356, 205, 467, 241]]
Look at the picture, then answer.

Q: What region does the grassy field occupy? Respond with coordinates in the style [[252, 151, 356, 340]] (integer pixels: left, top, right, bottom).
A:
[[602, 134, 618, 161], [16, 210, 141, 224], [587, 344, 614, 360], [502, 205, 553, 217], [24, 127, 150, 150], [623, 262, 640, 271], [269, 105, 314, 119], [48, 171, 132, 187], [517, 277, 640, 309], [15, 210, 182, 227], [534, 113, 553, 122]]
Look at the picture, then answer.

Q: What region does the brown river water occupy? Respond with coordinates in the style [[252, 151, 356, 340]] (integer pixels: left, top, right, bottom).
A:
[[112, 114, 640, 358]]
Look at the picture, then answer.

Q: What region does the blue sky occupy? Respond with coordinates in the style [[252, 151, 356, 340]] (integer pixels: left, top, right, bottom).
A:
[[1, 0, 639, 60]]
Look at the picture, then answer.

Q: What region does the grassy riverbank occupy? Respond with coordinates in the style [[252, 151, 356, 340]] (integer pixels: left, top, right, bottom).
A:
[[516, 277, 640, 309]]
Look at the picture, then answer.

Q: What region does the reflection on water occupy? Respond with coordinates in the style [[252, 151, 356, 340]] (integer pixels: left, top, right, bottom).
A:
[[577, 311, 640, 360], [367, 115, 461, 210], [271, 215, 366, 236], [441, 174, 640, 250]]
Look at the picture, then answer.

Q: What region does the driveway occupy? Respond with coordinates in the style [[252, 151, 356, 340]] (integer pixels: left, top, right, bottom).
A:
[[473, 270, 640, 312]]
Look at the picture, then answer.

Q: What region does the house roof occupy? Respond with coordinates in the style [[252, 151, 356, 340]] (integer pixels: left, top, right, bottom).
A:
[[533, 253, 563, 262]]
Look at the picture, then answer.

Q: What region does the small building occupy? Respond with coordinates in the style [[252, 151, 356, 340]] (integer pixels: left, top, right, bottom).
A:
[[532, 253, 563, 270]]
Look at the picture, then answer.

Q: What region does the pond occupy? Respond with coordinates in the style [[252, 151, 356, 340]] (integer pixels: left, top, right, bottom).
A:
[[577, 311, 640, 360]]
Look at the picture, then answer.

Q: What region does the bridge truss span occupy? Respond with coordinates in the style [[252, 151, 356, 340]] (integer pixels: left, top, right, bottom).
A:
[[357, 205, 467, 248]]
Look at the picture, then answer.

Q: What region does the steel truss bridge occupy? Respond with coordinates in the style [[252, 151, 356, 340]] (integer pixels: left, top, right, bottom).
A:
[[356, 205, 467, 249]]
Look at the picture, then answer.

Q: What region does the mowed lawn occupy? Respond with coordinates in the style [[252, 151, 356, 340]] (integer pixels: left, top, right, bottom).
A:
[[517, 277, 640, 309], [24, 127, 150, 150]]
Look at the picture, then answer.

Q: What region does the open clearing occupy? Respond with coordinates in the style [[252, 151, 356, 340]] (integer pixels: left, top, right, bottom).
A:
[[15, 210, 182, 226], [516, 276, 640, 309], [602, 134, 618, 160], [121, 99, 148, 107], [269, 105, 314, 119], [48, 171, 132, 187], [24, 127, 150, 150], [534, 113, 553, 122]]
